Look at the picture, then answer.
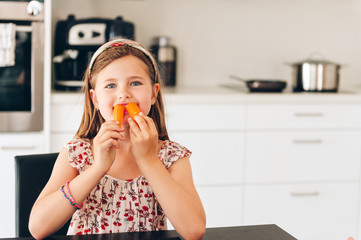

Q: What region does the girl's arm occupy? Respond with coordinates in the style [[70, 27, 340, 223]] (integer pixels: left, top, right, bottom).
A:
[[29, 121, 123, 239], [142, 156, 206, 240], [128, 115, 206, 240], [28, 147, 107, 239]]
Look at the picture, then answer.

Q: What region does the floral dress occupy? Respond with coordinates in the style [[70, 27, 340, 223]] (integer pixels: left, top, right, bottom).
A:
[[65, 138, 191, 235]]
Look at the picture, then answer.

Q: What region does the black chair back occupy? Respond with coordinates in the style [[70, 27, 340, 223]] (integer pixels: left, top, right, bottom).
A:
[[15, 153, 71, 237]]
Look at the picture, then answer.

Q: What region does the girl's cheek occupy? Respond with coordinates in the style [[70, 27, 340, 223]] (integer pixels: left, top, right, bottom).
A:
[[98, 107, 113, 122], [138, 100, 152, 114]]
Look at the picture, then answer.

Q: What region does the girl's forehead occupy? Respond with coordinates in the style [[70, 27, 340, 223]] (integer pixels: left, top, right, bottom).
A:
[[97, 55, 150, 79]]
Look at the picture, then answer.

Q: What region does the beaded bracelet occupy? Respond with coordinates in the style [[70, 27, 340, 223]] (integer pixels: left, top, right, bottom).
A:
[[60, 182, 83, 210]]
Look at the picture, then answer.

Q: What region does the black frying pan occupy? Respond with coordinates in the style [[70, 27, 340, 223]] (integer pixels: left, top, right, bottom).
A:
[[229, 75, 287, 92]]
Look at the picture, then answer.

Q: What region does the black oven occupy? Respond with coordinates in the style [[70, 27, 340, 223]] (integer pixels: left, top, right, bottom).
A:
[[0, 0, 44, 132]]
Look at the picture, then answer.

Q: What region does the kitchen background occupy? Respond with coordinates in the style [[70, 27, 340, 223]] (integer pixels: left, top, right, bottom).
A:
[[2, 0, 361, 240], [52, 0, 361, 90]]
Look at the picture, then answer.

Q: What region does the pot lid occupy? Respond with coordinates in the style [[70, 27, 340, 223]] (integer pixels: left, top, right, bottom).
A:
[[292, 58, 340, 66]]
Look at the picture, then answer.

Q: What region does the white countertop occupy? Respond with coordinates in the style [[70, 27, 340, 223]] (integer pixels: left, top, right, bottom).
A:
[[51, 85, 361, 105]]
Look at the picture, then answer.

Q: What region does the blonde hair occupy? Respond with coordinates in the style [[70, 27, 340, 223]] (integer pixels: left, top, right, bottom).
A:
[[75, 41, 169, 141]]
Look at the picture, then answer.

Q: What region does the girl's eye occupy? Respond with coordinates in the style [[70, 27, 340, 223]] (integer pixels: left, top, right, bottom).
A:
[[106, 83, 116, 89], [130, 81, 142, 86]]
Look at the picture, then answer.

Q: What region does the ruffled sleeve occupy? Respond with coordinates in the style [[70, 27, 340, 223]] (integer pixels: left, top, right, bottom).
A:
[[65, 138, 92, 172], [158, 140, 192, 169]]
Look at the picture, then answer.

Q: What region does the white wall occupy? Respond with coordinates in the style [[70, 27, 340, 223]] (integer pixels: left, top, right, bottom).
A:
[[53, 0, 361, 90]]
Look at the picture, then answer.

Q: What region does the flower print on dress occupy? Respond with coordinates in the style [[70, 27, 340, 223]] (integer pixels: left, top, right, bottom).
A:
[[65, 139, 191, 235]]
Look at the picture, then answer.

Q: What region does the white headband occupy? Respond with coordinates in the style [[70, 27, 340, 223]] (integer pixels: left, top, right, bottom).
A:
[[88, 39, 158, 82]]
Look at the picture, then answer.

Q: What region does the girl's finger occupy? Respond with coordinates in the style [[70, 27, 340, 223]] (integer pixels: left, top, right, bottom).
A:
[[142, 115, 157, 130], [104, 138, 120, 148], [128, 117, 141, 137], [133, 114, 150, 132], [96, 129, 124, 145], [97, 122, 122, 136], [138, 115, 158, 138], [99, 128, 123, 140]]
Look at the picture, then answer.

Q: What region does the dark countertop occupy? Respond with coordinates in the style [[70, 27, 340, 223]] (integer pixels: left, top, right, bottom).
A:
[[1, 225, 297, 240]]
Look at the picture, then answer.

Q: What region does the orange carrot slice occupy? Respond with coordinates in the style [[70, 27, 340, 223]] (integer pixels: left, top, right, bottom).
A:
[[126, 102, 140, 120], [113, 104, 124, 126]]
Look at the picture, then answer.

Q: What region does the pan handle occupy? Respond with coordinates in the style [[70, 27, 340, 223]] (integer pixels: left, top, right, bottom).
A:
[[229, 75, 247, 83]]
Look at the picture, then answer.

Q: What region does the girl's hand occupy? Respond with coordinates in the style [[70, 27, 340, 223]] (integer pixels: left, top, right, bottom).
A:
[[128, 112, 159, 166], [92, 120, 124, 173]]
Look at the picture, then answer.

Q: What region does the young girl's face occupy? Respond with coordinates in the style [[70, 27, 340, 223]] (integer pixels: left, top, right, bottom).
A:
[[90, 55, 159, 124]]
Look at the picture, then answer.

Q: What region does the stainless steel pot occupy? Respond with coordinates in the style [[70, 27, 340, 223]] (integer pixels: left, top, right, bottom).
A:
[[291, 59, 341, 92]]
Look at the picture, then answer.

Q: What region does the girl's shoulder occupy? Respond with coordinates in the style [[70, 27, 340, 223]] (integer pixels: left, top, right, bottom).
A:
[[158, 140, 192, 169], [65, 138, 92, 171]]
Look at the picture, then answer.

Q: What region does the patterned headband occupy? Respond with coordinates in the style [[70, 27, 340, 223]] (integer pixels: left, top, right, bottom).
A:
[[88, 39, 158, 82]]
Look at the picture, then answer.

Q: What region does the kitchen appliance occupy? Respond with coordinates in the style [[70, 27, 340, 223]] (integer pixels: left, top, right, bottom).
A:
[[290, 58, 341, 92], [53, 15, 135, 91], [0, 0, 44, 132], [229, 75, 287, 92], [150, 36, 177, 87]]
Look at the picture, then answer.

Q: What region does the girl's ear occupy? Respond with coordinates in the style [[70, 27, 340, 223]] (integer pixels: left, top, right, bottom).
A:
[[90, 89, 99, 109], [151, 83, 160, 105]]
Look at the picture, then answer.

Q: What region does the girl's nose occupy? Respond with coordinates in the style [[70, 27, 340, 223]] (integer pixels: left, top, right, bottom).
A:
[[117, 88, 131, 100]]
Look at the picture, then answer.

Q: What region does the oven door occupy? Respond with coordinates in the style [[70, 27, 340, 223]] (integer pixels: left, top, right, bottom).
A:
[[0, 1, 44, 132]]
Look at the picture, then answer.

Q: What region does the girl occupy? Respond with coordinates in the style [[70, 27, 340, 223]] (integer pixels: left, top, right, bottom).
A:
[[29, 39, 206, 240]]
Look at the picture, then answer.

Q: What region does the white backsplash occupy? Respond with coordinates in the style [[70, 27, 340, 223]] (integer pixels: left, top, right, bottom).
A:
[[52, 0, 361, 89]]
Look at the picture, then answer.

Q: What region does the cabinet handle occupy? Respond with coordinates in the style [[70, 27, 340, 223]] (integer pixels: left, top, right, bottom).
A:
[[292, 139, 323, 144], [291, 192, 320, 197], [15, 25, 33, 32], [294, 112, 324, 117], [1, 146, 36, 151]]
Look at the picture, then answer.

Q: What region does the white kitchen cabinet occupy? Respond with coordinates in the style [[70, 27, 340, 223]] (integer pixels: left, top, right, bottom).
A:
[[169, 131, 244, 186], [168, 185, 243, 230], [245, 130, 361, 183], [244, 103, 361, 240], [166, 103, 246, 227], [246, 103, 361, 130], [166, 103, 246, 131], [166, 103, 245, 186], [50, 102, 83, 151], [243, 183, 359, 240], [197, 186, 243, 228], [0, 133, 44, 238]]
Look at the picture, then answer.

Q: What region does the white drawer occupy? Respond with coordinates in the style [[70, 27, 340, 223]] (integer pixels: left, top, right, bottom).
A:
[[166, 103, 246, 131], [197, 185, 243, 228], [245, 131, 361, 183], [246, 103, 361, 129], [0, 133, 44, 153], [51, 103, 83, 132], [243, 183, 359, 240], [169, 131, 244, 185]]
